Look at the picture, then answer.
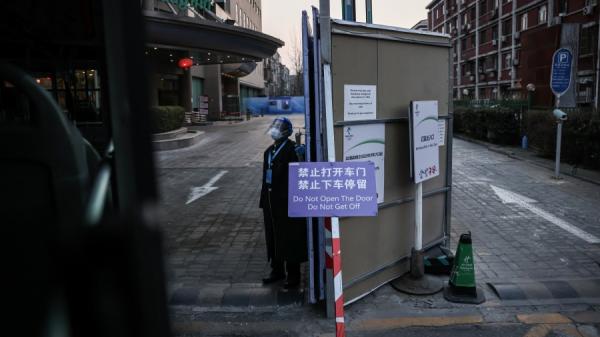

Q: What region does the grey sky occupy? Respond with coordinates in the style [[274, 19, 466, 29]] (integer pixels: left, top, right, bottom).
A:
[[261, 0, 430, 70]]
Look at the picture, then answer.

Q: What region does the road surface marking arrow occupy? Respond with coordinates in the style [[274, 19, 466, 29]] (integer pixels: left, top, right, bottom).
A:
[[491, 185, 600, 244], [186, 170, 228, 205]]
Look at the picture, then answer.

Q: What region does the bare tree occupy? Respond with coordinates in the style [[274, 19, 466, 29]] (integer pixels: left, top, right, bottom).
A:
[[288, 29, 304, 96]]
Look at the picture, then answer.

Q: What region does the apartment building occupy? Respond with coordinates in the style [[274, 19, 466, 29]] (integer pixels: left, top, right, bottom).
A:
[[427, 0, 600, 107], [264, 52, 292, 96], [412, 19, 430, 31], [142, 0, 278, 119]]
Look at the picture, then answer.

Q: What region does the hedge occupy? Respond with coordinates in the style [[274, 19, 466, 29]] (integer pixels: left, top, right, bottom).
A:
[[151, 105, 185, 134], [525, 109, 600, 169], [454, 105, 521, 145], [454, 103, 600, 170]]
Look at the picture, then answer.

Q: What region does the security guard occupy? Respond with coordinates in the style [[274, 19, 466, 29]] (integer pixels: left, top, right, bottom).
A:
[[259, 117, 307, 289]]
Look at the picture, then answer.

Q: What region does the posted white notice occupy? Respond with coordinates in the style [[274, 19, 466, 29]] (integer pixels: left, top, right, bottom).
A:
[[438, 120, 446, 147], [410, 101, 440, 184], [343, 124, 385, 203], [344, 85, 377, 121]]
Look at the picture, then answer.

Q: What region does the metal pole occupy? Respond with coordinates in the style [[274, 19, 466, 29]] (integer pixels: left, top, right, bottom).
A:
[[554, 95, 562, 179], [324, 64, 345, 337], [414, 182, 423, 251], [320, 0, 332, 64], [595, 12, 600, 109], [342, 0, 356, 21], [555, 121, 563, 178], [312, 6, 326, 303], [319, 0, 335, 319], [474, 0, 480, 99], [365, 0, 373, 24], [391, 178, 442, 294], [301, 10, 316, 305]]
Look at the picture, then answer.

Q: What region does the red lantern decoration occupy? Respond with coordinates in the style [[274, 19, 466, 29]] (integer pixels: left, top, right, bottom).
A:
[[178, 58, 194, 69]]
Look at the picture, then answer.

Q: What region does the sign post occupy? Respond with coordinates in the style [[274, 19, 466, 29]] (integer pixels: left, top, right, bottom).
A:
[[391, 101, 443, 295], [554, 119, 564, 178], [289, 161, 377, 337], [550, 48, 573, 179]]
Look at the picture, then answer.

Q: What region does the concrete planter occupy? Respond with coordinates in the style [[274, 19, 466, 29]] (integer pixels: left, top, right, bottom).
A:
[[153, 128, 204, 151]]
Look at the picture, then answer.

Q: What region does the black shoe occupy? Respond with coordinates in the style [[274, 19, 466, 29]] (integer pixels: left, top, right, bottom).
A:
[[262, 273, 285, 284]]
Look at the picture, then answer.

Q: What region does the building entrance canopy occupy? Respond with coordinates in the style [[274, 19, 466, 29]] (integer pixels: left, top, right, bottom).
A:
[[144, 11, 284, 65]]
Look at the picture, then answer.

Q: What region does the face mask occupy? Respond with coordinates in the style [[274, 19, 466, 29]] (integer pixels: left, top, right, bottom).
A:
[[269, 128, 282, 140]]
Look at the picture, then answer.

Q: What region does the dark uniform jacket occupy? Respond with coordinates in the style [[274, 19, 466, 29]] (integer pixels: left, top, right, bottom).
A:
[[259, 139, 307, 264]]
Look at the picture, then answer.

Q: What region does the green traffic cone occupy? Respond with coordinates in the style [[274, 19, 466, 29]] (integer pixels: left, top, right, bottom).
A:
[[443, 232, 485, 304]]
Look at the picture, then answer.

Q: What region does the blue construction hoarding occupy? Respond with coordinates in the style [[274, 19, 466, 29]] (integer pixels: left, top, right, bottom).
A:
[[243, 96, 305, 115]]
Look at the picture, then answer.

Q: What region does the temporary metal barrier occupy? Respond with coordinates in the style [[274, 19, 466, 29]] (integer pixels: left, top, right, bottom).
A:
[[303, 5, 453, 314]]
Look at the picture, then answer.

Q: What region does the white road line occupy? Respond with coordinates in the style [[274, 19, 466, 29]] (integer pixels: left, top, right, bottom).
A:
[[186, 170, 228, 205], [491, 185, 600, 244]]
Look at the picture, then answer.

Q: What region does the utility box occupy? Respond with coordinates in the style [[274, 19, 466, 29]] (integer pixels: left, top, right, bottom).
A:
[[325, 20, 452, 304]]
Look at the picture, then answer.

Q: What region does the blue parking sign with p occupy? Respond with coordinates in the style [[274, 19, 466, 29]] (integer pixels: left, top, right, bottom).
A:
[[550, 48, 573, 96]]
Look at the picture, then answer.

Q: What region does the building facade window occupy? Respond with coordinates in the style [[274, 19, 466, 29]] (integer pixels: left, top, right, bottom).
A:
[[559, 0, 568, 14], [480, 28, 487, 44], [486, 54, 497, 70], [539, 5, 547, 23], [504, 53, 512, 68], [480, 0, 487, 16], [520, 13, 528, 31], [580, 25, 598, 55], [502, 19, 510, 35]]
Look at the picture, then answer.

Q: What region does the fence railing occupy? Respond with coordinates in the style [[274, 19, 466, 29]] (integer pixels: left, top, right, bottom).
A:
[[454, 99, 529, 109]]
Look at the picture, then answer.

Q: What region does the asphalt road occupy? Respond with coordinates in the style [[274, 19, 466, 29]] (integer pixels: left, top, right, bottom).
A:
[[156, 117, 600, 337]]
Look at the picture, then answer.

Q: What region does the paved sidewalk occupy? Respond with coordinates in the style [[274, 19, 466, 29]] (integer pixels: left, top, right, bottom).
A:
[[170, 299, 600, 337], [156, 124, 600, 336], [451, 138, 600, 285], [455, 134, 600, 186], [155, 115, 306, 307]]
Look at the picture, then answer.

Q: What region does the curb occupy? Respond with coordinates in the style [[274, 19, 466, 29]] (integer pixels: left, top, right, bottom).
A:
[[454, 134, 600, 186], [488, 278, 600, 300], [169, 283, 305, 308], [153, 130, 205, 151], [172, 311, 600, 337]]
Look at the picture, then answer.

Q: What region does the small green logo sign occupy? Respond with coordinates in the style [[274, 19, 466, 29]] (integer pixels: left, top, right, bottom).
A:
[[161, 0, 214, 12]]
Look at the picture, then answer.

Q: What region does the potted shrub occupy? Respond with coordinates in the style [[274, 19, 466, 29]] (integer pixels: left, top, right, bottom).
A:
[[151, 105, 185, 134]]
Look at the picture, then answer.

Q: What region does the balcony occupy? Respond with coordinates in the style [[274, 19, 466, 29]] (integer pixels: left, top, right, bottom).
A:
[[478, 41, 497, 54]]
